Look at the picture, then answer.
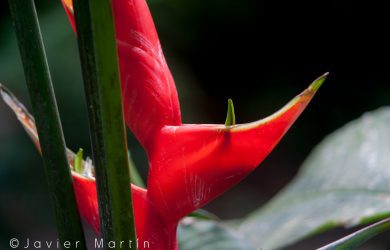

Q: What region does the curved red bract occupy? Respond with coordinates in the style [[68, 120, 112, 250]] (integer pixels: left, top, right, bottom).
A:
[[72, 174, 178, 249], [62, 0, 324, 249]]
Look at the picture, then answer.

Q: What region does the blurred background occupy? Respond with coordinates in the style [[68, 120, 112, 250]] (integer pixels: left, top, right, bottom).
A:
[[0, 0, 389, 249]]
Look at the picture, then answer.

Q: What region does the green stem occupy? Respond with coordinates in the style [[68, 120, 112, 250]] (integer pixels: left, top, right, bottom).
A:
[[7, 0, 86, 248], [72, 0, 137, 246]]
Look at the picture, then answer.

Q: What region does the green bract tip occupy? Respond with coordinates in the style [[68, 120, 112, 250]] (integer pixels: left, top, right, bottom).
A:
[[310, 72, 329, 92], [74, 148, 83, 174], [225, 98, 236, 126]]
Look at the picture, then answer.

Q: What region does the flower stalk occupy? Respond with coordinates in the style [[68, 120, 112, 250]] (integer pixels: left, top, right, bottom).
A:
[[72, 0, 137, 245], [7, 0, 86, 247]]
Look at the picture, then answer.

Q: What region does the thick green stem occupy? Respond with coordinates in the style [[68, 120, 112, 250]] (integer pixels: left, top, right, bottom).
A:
[[7, 0, 86, 248], [72, 0, 137, 246]]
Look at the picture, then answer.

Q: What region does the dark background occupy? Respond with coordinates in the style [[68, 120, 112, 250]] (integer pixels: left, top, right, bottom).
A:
[[0, 0, 389, 249]]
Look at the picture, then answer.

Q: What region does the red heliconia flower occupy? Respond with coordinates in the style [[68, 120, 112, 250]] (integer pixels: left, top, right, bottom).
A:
[[2, 0, 326, 249]]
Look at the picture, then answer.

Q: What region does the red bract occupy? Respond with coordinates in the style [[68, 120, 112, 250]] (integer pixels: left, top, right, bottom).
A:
[[61, 0, 326, 249], [72, 175, 178, 249]]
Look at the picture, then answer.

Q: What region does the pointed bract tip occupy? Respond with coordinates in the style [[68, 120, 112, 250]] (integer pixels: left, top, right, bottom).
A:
[[0, 82, 12, 96], [309, 72, 329, 92], [0, 83, 14, 106], [225, 98, 236, 126], [0, 83, 5, 103], [0, 83, 4, 99], [0, 82, 5, 95], [62, 0, 74, 13]]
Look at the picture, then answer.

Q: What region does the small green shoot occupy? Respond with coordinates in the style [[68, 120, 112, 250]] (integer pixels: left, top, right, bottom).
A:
[[74, 148, 84, 174], [225, 98, 236, 126]]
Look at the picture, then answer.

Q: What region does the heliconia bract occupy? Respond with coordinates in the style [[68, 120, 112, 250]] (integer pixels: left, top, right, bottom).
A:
[[4, 0, 327, 249]]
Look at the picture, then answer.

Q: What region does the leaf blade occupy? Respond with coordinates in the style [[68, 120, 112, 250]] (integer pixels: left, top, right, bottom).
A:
[[178, 218, 255, 250], [318, 218, 390, 250], [239, 107, 390, 249]]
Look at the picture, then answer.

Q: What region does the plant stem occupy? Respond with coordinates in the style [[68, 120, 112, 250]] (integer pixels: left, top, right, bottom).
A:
[[7, 0, 86, 248], [72, 0, 137, 245]]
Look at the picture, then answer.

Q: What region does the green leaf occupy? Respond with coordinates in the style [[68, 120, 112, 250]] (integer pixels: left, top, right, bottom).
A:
[[225, 98, 236, 126], [239, 107, 390, 249], [318, 218, 390, 250], [188, 209, 219, 221], [178, 218, 255, 250]]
